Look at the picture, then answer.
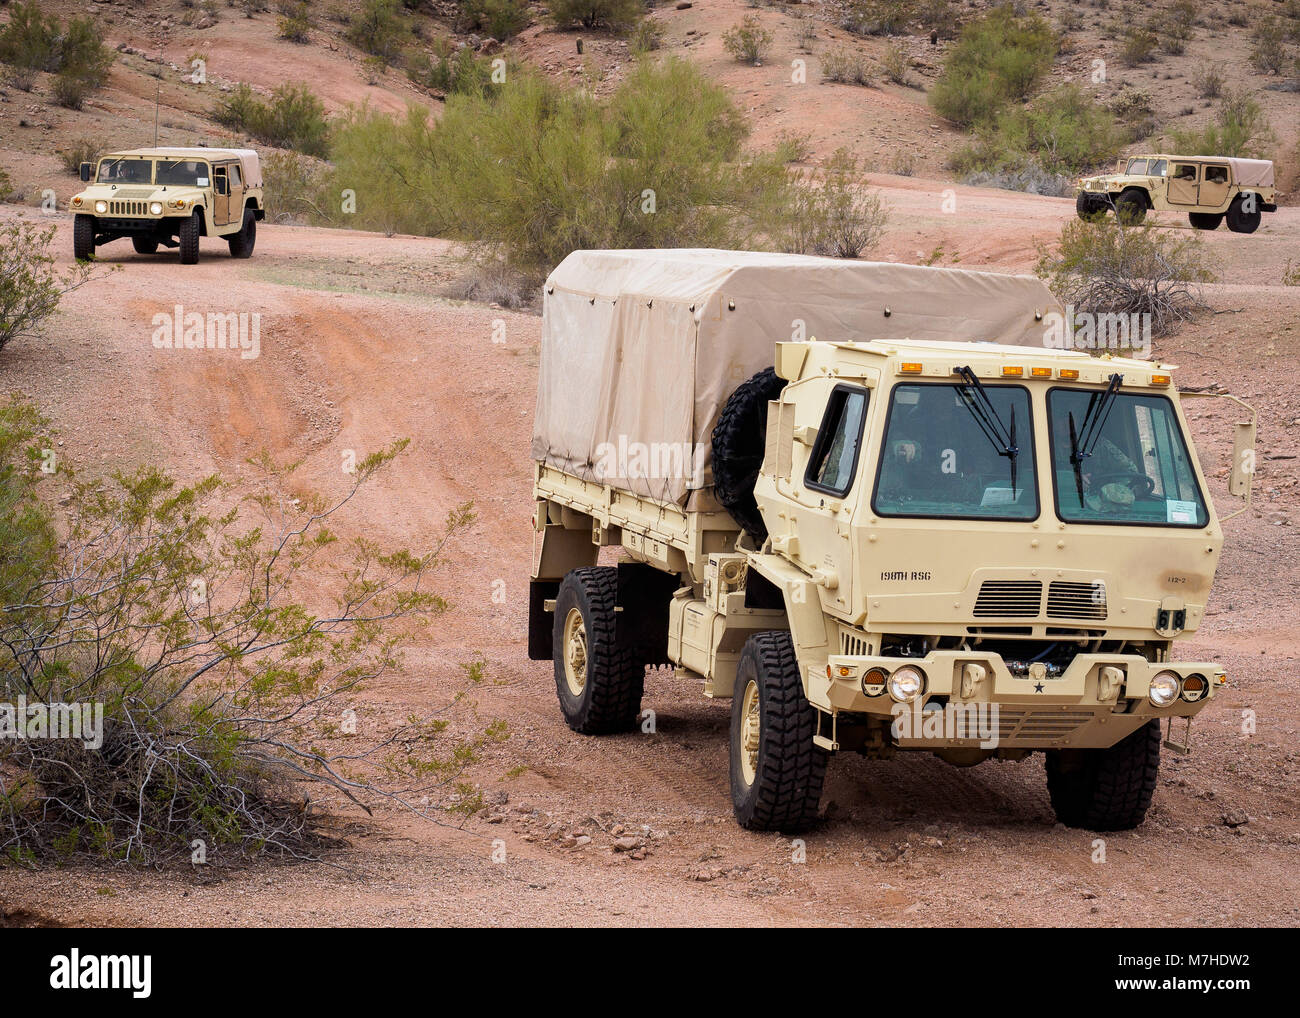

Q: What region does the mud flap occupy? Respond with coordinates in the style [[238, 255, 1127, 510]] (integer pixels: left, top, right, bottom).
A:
[[615, 561, 680, 667], [528, 579, 560, 661]]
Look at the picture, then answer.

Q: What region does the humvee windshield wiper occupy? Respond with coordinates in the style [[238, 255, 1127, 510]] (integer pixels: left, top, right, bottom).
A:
[[1067, 372, 1124, 505], [954, 366, 1019, 496]]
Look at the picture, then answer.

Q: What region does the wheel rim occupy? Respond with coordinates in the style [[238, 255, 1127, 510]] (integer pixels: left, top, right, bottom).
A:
[[562, 607, 588, 697], [739, 679, 761, 786]]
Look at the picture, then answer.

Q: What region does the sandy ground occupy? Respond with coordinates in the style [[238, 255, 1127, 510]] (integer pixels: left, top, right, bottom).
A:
[[0, 178, 1298, 926]]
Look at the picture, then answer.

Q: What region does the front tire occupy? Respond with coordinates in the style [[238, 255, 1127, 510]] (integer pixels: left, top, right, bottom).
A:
[[179, 211, 201, 265], [132, 236, 159, 254], [1114, 188, 1147, 225], [73, 214, 95, 260], [1075, 192, 1099, 220], [1046, 719, 1161, 831], [1225, 195, 1261, 234], [730, 631, 827, 832], [1188, 212, 1223, 231], [551, 567, 644, 735], [228, 209, 256, 258]]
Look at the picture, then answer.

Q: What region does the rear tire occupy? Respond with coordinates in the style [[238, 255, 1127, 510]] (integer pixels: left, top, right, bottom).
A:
[[179, 211, 201, 265], [73, 214, 95, 260], [1046, 719, 1161, 831], [1188, 212, 1223, 231], [1225, 195, 1261, 234], [227, 209, 256, 258], [132, 236, 159, 255], [712, 366, 784, 544], [1114, 188, 1147, 225], [551, 567, 645, 735], [730, 631, 827, 832]]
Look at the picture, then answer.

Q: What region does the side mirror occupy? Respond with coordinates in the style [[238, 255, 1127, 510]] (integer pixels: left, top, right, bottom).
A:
[[79, 162, 92, 182], [1116, 160, 1126, 173], [764, 400, 795, 482], [215, 177, 229, 196]]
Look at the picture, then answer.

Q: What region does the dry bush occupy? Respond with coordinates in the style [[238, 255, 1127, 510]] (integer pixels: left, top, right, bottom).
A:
[[722, 15, 772, 65], [821, 46, 873, 85]]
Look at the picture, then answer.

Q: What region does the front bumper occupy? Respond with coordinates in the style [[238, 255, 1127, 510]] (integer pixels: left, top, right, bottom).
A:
[[811, 650, 1223, 749]]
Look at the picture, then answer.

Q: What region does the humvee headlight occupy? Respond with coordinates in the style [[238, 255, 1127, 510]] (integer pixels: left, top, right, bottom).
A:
[[150, 201, 163, 215], [1149, 671, 1180, 707], [94, 200, 107, 214], [1180, 674, 1207, 703], [888, 666, 926, 703], [169, 199, 189, 209]]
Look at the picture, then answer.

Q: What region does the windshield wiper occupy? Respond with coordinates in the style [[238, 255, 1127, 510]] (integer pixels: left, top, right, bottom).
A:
[[954, 366, 1019, 496], [1067, 372, 1123, 505]]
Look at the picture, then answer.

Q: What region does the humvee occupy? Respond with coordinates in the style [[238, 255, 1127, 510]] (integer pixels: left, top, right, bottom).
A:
[[1076, 154, 1276, 233], [69, 147, 264, 264], [528, 250, 1255, 832]]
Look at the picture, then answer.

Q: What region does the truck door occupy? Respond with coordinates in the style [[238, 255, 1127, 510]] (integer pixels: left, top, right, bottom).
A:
[[1167, 162, 1200, 205], [213, 164, 232, 225], [1200, 163, 1230, 209], [789, 383, 870, 615]]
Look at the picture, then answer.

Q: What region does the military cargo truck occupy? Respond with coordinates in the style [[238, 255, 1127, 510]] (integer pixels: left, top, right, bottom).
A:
[[529, 250, 1254, 832], [1076, 154, 1277, 233], [69, 147, 264, 264]]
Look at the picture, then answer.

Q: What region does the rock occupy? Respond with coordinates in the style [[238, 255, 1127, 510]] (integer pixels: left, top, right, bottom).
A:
[[1080, 889, 1098, 900], [676, 2, 693, 8], [689, 869, 715, 881], [613, 836, 641, 852], [574, 835, 592, 848], [1220, 809, 1249, 828]]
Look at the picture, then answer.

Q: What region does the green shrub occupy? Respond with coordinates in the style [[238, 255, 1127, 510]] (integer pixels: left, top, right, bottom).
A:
[[547, 0, 643, 32], [456, 0, 530, 39], [1118, 27, 1158, 67], [882, 41, 912, 85], [277, 2, 314, 42], [1037, 216, 1216, 338], [0, 3, 112, 96], [821, 46, 873, 86], [1166, 89, 1276, 159], [347, 0, 411, 65], [406, 41, 500, 98], [52, 71, 91, 109], [918, 0, 959, 39], [0, 167, 12, 202], [930, 4, 1057, 127], [722, 15, 772, 65], [842, 0, 914, 37], [328, 58, 792, 279], [0, 1, 60, 76], [215, 82, 331, 157], [1191, 62, 1225, 99], [1250, 17, 1288, 75], [629, 17, 665, 53], [951, 84, 1123, 178], [0, 221, 97, 353]]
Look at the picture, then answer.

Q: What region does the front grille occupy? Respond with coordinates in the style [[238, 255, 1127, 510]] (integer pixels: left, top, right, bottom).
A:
[[1047, 580, 1107, 620], [109, 200, 152, 216], [840, 630, 869, 656], [987, 709, 1096, 742], [973, 580, 1042, 618]]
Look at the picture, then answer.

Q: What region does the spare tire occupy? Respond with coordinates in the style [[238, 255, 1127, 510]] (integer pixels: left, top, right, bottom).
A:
[[712, 366, 785, 543]]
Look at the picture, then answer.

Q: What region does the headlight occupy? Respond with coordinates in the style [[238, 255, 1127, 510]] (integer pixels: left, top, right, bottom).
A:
[[1149, 671, 1180, 707], [888, 665, 926, 704], [150, 201, 163, 215], [169, 199, 189, 209], [1180, 674, 1207, 703], [94, 200, 107, 214]]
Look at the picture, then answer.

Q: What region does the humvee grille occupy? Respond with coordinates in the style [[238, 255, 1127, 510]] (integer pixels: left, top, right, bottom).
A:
[[973, 580, 1042, 617], [987, 709, 1096, 742], [108, 200, 151, 216], [1046, 581, 1107, 620]]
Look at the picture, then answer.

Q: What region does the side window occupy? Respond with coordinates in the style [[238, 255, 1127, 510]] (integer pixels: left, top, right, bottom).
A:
[[230, 164, 243, 187], [805, 386, 868, 496], [1150, 159, 1167, 176], [1204, 164, 1227, 184], [1172, 163, 1197, 181]]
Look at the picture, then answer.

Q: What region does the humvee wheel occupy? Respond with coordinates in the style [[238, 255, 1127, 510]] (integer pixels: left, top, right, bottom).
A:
[[73, 214, 95, 260], [1188, 212, 1223, 231], [178, 211, 201, 265], [1114, 188, 1147, 224], [551, 566, 644, 734], [1045, 719, 1161, 831], [1225, 195, 1261, 234], [1075, 192, 1100, 220], [228, 209, 256, 258], [132, 236, 159, 255], [729, 631, 827, 832]]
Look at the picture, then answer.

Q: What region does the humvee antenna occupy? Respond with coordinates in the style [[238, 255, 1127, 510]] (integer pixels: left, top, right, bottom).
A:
[[154, 86, 160, 147]]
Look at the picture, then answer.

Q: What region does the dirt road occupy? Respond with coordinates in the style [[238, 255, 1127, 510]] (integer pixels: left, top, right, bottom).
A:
[[2, 188, 1298, 927]]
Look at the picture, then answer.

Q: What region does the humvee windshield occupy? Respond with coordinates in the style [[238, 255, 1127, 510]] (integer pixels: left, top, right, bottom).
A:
[[1048, 389, 1207, 527], [1127, 157, 1167, 176], [874, 384, 1038, 520], [96, 158, 153, 184], [156, 159, 210, 186]]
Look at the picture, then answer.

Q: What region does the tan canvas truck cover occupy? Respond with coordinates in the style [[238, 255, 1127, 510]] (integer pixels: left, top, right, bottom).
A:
[[111, 147, 263, 188], [533, 249, 1064, 508], [1224, 157, 1274, 188]]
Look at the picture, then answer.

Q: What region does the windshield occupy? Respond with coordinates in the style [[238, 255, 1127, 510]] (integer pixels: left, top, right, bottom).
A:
[[1048, 388, 1207, 527], [96, 158, 153, 184], [874, 384, 1038, 520], [155, 159, 210, 186], [1126, 158, 1167, 176]]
